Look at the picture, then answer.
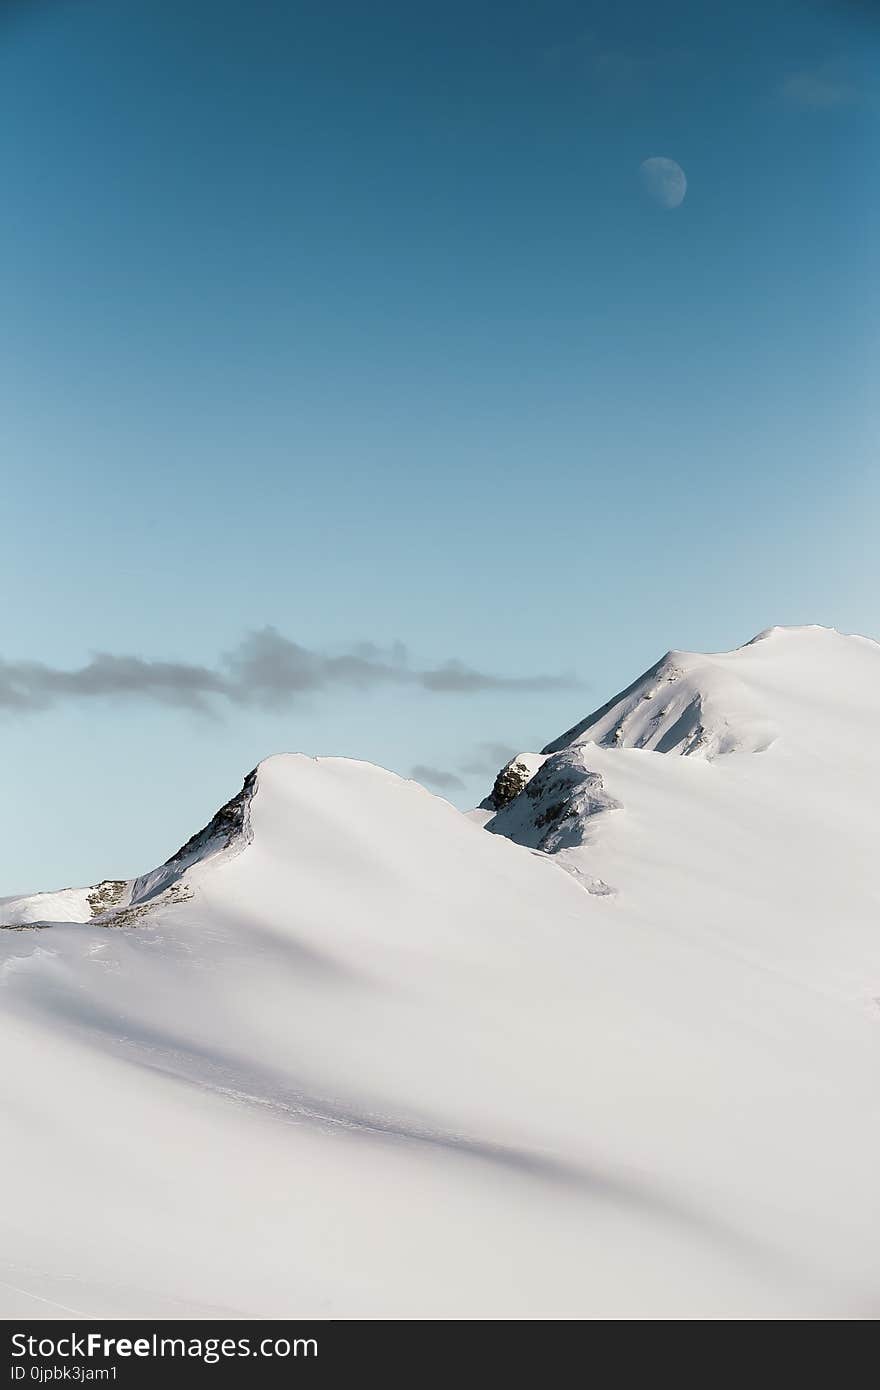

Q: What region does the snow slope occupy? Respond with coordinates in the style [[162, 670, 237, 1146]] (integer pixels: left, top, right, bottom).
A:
[[2, 626, 880, 1319], [541, 629, 783, 758], [485, 624, 880, 996]]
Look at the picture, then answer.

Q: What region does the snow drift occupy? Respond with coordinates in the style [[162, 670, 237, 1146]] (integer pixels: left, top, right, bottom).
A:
[[2, 625, 880, 1319]]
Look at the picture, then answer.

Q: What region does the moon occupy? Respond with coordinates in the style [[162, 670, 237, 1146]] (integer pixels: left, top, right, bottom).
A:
[[639, 156, 687, 209]]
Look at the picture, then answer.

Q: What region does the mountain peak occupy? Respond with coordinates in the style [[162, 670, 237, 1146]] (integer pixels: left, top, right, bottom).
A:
[[482, 622, 880, 859], [541, 624, 877, 761], [541, 643, 770, 761]]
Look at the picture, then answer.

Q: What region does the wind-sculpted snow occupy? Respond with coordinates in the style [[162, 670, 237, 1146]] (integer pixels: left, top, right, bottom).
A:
[[542, 646, 777, 759], [540, 625, 880, 762], [2, 627, 880, 1318]]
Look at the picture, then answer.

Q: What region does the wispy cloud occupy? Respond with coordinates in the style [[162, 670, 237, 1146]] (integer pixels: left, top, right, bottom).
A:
[[410, 765, 466, 793], [540, 28, 693, 94], [418, 663, 568, 695], [0, 628, 579, 717], [779, 67, 859, 108], [458, 741, 520, 776], [0, 653, 227, 715]]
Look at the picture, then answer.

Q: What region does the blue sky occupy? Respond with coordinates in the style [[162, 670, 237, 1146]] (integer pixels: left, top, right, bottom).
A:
[[2, 0, 878, 889]]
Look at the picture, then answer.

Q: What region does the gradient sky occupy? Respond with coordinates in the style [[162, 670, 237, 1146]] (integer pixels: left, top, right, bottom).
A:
[[2, 0, 879, 891]]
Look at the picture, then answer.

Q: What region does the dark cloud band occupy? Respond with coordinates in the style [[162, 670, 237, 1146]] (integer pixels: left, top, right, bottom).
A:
[[0, 628, 577, 716]]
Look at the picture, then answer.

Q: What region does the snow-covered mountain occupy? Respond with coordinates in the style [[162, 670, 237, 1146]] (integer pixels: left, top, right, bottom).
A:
[[484, 625, 880, 914], [0, 770, 256, 930], [2, 625, 879, 1318]]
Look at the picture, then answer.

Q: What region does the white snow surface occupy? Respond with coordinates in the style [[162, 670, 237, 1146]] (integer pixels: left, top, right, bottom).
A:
[[2, 625, 880, 1319], [0, 886, 99, 927]]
